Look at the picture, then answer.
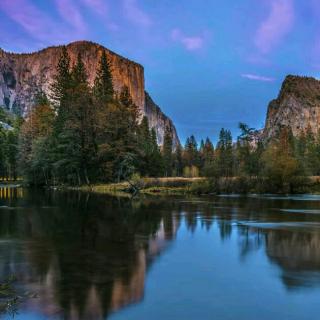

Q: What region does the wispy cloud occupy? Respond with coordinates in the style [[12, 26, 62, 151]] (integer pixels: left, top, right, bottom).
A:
[[55, 0, 87, 34], [255, 0, 294, 54], [80, 0, 119, 31], [123, 0, 152, 27], [0, 0, 84, 44], [80, 0, 107, 16], [241, 73, 275, 82], [171, 29, 205, 51], [0, 0, 58, 41]]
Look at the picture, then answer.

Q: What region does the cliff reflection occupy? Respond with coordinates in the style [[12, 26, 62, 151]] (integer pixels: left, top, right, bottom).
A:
[[0, 190, 180, 319], [1, 190, 320, 318]]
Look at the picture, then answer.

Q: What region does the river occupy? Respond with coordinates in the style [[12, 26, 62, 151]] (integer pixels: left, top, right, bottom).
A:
[[0, 187, 320, 319]]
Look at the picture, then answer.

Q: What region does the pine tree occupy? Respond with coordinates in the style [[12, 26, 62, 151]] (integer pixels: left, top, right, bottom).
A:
[[216, 128, 233, 177], [135, 116, 164, 176], [94, 51, 114, 103], [163, 126, 173, 177], [201, 137, 215, 176], [237, 122, 256, 176], [0, 126, 6, 179], [173, 144, 183, 176], [137, 116, 152, 176], [67, 53, 96, 184], [119, 85, 140, 150], [183, 135, 199, 167], [50, 47, 72, 139], [51, 53, 97, 185], [262, 127, 299, 192], [18, 103, 55, 184], [149, 128, 164, 176], [50, 46, 71, 109]]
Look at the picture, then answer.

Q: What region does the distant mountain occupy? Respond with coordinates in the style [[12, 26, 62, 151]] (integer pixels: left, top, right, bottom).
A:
[[264, 75, 320, 139], [0, 41, 180, 146]]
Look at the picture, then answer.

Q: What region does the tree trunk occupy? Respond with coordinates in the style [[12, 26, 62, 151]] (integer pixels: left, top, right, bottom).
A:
[[84, 168, 90, 186]]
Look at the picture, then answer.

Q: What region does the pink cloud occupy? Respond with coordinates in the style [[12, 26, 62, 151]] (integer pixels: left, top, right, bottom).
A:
[[171, 29, 205, 51], [241, 73, 275, 82], [0, 0, 84, 44], [0, 0, 60, 41], [255, 0, 294, 54], [123, 0, 152, 27], [55, 0, 87, 34], [80, 0, 108, 16], [80, 0, 119, 31]]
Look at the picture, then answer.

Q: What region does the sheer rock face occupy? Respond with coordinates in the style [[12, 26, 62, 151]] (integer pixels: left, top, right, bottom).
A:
[[264, 75, 320, 139], [145, 92, 180, 148], [0, 41, 180, 145]]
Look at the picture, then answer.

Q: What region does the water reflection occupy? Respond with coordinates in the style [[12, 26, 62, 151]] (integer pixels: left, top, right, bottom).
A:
[[0, 187, 24, 201], [0, 189, 320, 319]]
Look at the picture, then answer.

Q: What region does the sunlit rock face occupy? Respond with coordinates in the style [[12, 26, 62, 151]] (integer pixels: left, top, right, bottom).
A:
[[264, 75, 320, 139], [0, 41, 180, 145]]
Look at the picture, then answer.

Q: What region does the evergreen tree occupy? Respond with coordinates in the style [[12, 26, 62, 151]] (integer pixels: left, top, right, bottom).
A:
[[94, 51, 114, 103], [96, 86, 141, 181], [183, 135, 199, 167], [50, 53, 97, 184], [262, 127, 299, 192], [50, 46, 72, 110], [216, 128, 233, 177], [149, 128, 164, 176], [237, 123, 256, 176], [137, 116, 153, 176], [173, 144, 183, 176], [5, 129, 19, 180], [163, 126, 173, 177], [18, 104, 55, 184], [0, 126, 6, 179], [201, 137, 215, 176], [119, 86, 140, 150], [66, 53, 96, 184]]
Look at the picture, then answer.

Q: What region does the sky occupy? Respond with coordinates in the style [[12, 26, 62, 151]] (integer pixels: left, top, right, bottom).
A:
[[0, 0, 319, 143]]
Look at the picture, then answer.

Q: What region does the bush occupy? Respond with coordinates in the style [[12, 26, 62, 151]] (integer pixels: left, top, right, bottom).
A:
[[189, 179, 218, 195], [183, 166, 199, 178]]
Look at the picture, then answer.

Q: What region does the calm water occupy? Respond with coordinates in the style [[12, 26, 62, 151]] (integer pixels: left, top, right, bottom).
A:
[[0, 188, 320, 319]]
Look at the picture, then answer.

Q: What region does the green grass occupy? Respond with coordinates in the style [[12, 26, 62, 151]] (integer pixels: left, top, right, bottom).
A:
[[67, 176, 320, 196]]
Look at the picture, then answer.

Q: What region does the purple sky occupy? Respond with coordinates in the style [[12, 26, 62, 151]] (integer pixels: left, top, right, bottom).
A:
[[0, 0, 319, 142]]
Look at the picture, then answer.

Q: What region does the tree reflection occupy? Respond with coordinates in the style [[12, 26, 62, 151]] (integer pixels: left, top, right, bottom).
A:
[[1, 189, 320, 318], [0, 190, 180, 319]]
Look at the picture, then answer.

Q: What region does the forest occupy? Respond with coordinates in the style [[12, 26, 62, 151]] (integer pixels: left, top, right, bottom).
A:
[[1, 47, 320, 193]]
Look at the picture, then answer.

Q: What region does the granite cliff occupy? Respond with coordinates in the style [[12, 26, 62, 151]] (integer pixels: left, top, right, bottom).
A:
[[0, 41, 179, 146], [264, 75, 320, 139]]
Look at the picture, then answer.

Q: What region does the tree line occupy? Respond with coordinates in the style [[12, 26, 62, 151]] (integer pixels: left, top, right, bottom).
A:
[[1, 47, 320, 191], [181, 124, 320, 192]]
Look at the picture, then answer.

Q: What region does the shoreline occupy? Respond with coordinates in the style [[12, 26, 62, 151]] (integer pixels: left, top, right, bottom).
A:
[[66, 176, 320, 196], [2, 176, 320, 196]]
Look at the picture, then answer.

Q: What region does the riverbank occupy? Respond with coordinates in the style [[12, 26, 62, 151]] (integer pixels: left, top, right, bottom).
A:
[[75, 177, 205, 196], [0, 180, 23, 188], [71, 176, 320, 196], [3, 177, 320, 196]]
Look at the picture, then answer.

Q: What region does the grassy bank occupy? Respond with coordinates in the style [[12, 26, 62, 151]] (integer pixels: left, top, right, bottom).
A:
[[73, 176, 320, 196], [76, 177, 205, 196]]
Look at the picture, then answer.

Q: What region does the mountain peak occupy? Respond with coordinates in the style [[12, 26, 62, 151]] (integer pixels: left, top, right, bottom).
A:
[[264, 75, 320, 139]]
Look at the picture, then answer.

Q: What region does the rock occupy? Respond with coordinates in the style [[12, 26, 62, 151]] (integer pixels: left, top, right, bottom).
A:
[[144, 92, 180, 148], [264, 75, 320, 139], [0, 41, 180, 146]]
